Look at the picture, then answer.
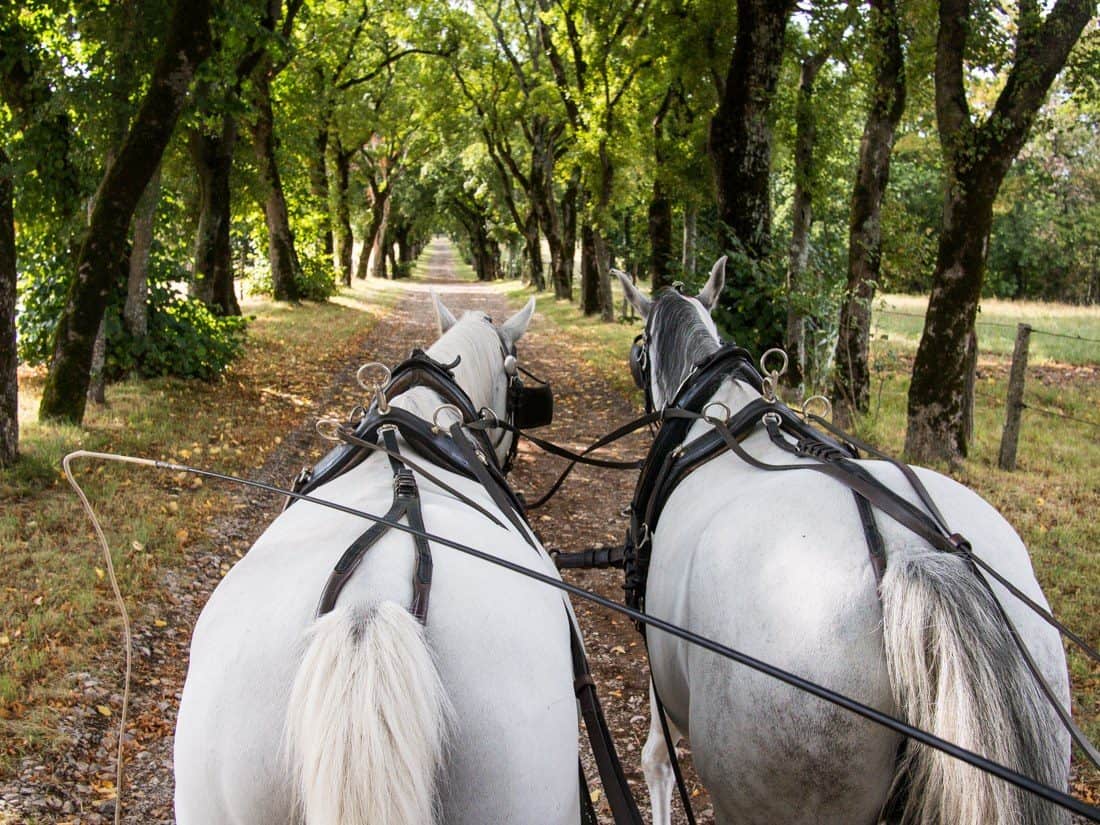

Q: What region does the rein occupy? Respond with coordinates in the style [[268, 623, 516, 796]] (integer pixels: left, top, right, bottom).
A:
[[63, 450, 1100, 825]]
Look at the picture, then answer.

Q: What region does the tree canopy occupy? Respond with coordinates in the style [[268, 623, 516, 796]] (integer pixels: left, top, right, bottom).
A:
[[2, 0, 1097, 460]]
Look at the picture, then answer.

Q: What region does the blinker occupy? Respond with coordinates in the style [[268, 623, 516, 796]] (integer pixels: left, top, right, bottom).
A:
[[510, 368, 554, 429], [629, 335, 647, 390]]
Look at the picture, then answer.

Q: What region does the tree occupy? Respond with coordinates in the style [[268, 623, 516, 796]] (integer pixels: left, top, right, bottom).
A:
[[781, 1, 858, 392], [832, 0, 906, 423], [538, 0, 652, 320], [39, 0, 213, 424], [905, 0, 1095, 461], [708, 0, 798, 349], [0, 146, 15, 466]]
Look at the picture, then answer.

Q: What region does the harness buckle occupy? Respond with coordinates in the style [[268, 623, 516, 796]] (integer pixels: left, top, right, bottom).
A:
[[393, 468, 417, 499]]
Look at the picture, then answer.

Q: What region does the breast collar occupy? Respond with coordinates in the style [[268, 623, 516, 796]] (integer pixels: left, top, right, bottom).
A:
[[288, 349, 522, 512]]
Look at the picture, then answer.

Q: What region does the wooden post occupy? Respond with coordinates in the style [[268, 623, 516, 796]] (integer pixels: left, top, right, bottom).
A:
[[998, 323, 1031, 471]]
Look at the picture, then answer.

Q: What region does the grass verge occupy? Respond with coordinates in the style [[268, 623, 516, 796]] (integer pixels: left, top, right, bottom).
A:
[[0, 278, 399, 772]]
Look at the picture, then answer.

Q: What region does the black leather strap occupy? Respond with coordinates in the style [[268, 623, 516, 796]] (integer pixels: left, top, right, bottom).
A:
[[571, 623, 646, 825]]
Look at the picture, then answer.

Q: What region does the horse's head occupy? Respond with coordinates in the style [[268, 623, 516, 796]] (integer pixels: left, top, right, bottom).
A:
[[427, 292, 537, 466], [615, 257, 726, 410]]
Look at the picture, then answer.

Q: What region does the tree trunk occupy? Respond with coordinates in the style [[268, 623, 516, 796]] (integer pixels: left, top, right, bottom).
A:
[[190, 117, 240, 315], [333, 145, 353, 286], [559, 178, 578, 298], [594, 229, 614, 322], [370, 195, 391, 279], [250, 67, 301, 302], [0, 148, 17, 466], [311, 125, 333, 257], [87, 318, 107, 405], [784, 55, 826, 392], [39, 0, 213, 424], [709, 0, 796, 260], [905, 179, 997, 459], [707, 0, 795, 347], [523, 210, 545, 290], [904, 0, 1091, 461], [649, 89, 675, 291], [833, 0, 905, 426], [580, 224, 600, 315], [125, 165, 160, 339], [648, 180, 674, 291], [682, 204, 697, 277]]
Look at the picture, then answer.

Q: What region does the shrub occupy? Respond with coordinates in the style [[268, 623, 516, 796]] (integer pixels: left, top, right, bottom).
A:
[[104, 282, 248, 381]]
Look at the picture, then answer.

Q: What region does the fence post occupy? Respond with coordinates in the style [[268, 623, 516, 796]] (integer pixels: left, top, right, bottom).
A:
[[998, 323, 1032, 471]]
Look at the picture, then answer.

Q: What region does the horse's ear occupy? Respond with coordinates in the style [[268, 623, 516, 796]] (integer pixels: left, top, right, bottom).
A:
[[613, 269, 651, 318], [696, 256, 726, 312], [500, 297, 536, 346], [432, 290, 458, 334]]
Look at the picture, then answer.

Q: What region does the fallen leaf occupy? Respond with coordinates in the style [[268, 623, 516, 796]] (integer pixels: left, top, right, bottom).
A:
[[96, 705, 112, 717]]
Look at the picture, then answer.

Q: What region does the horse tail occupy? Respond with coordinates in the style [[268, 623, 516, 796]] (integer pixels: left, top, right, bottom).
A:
[[881, 545, 1068, 825], [285, 602, 451, 825]]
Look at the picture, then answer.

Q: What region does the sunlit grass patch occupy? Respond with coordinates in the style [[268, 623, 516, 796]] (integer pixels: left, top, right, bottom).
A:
[[876, 294, 1100, 365]]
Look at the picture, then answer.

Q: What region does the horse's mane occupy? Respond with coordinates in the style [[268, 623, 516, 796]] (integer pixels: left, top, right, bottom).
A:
[[650, 290, 720, 405]]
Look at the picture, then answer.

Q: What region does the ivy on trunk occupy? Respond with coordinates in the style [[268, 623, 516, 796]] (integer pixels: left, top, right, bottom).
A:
[[38, 0, 213, 425]]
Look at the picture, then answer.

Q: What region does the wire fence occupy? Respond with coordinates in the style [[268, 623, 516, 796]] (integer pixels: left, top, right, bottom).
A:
[[877, 308, 1100, 346], [872, 308, 1100, 467]]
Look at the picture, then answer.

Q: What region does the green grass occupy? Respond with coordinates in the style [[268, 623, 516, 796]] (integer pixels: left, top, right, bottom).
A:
[[875, 294, 1100, 365], [509, 281, 1099, 796], [0, 278, 399, 771]]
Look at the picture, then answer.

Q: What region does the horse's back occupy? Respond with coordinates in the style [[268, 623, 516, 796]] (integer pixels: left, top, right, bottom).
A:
[[644, 446, 1067, 824], [175, 465, 579, 825]]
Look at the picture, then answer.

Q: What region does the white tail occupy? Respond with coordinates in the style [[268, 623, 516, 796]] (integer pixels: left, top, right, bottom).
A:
[[881, 547, 1068, 825], [285, 602, 451, 825]]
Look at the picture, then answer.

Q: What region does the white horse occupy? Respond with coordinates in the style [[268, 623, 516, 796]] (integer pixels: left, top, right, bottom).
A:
[[174, 296, 581, 825], [616, 262, 1071, 825]]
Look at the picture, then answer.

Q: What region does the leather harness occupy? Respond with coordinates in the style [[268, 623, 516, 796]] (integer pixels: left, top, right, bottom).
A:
[[286, 349, 644, 825]]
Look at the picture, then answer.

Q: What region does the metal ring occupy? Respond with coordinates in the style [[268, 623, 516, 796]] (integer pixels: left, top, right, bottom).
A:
[[432, 404, 463, 433], [703, 401, 731, 426], [802, 395, 832, 421], [479, 406, 500, 428], [356, 362, 391, 391], [761, 375, 777, 403], [347, 405, 368, 425], [760, 348, 789, 378], [762, 411, 782, 428], [316, 418, 343, 442]]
